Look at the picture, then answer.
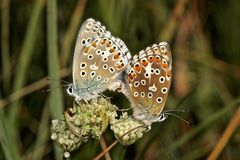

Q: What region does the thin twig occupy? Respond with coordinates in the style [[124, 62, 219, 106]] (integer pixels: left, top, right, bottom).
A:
[[94, 140, 118, 160], [99, 136, 112, 160], [207, 107, 240, 160], [159, 0, 188, 41]]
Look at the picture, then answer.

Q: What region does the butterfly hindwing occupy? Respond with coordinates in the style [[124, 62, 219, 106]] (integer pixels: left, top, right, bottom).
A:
[[126, 42, 172, 123]]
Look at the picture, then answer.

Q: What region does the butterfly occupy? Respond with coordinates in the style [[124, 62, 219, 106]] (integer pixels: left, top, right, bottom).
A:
[[66, 18, 131, 103], [124, 42, 172, 125]]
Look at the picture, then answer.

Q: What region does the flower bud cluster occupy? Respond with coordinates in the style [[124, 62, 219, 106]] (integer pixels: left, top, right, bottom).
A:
[[110, 112, 148, 145], [50, 97, 149, 157]]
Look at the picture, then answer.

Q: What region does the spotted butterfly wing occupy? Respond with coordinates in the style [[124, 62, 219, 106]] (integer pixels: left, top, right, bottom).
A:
[[68, 18, 131, 102], [126, 42, 172, 125]]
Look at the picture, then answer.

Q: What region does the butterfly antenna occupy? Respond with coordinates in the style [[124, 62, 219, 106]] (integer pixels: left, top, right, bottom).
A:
[[42, 84, 69, 93], [164, 112, 193, 126], [46, 77, 70, 85], [164, 109, 190, 113]]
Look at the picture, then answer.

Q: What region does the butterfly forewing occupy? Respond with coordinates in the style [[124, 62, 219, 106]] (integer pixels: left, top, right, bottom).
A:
[[126, 42, 172, 120], [71, 18, 131, 101], [72, 18, 111, 88]]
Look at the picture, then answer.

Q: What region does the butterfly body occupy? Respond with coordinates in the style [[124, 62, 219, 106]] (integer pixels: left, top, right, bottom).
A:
[[67, 18, 131, 103], [125, 42, 172, 125]]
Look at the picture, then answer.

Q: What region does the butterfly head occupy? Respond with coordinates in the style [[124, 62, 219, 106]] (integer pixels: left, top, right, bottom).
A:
[[66, 84, 75, 97]]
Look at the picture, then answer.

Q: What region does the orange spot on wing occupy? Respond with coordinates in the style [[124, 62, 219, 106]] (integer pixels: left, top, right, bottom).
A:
[[117, 63, 124, 69], [114, 52, 120, 59], [148, 56, 155, 63], [106, 42, 111, 47], [162, 63, 168, 68], [101, 39, 107, 45], [128, 74, 134, 80], [167, 70, 171, 77], [134, 65, 141, 72], [91, 41, 97, 48], [133, 73, 137, 78], [109, 47, 115, 53], [155, 56, 161, 63], [84, 47, 90, 53], [141, 60, 148, 67]]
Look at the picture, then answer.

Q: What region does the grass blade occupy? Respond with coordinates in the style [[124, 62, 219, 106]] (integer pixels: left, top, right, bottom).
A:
[[47, 0, 64, 159]]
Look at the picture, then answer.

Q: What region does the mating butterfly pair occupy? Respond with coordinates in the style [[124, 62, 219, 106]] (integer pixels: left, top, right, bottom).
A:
[[66, 18, 172, 125]]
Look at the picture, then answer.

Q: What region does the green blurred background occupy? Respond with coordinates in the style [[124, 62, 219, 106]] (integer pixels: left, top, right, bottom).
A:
[[1, 0, 240, 159]]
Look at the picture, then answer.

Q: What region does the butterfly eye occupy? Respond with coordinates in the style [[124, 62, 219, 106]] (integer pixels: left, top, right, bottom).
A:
[[67, 86, 73, 94]]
